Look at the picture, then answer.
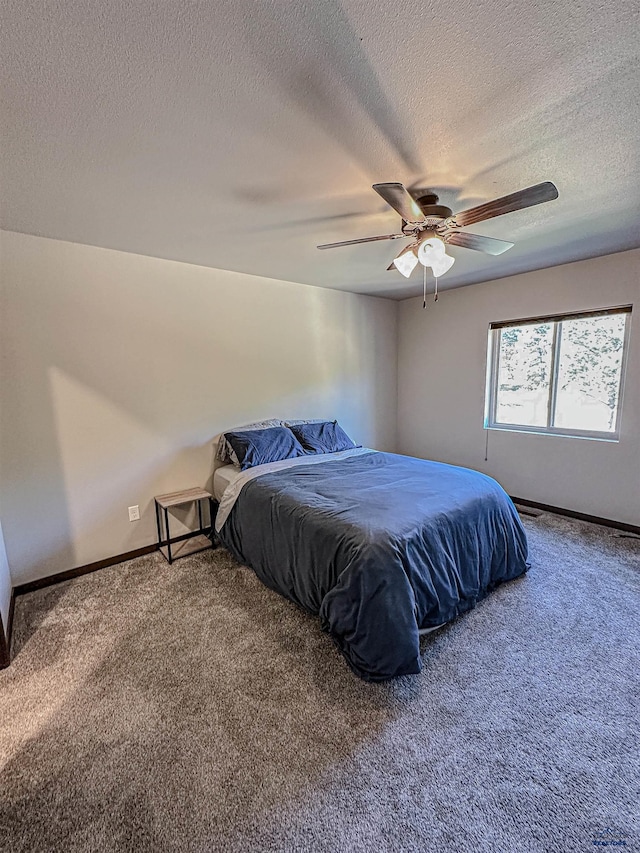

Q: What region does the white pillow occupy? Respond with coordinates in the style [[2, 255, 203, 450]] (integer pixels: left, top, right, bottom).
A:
[[283, 418, 326, 427], [216, 419, 284, 464]]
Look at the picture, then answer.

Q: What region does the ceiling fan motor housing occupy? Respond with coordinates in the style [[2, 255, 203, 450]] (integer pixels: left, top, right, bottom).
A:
[[412, 191, 453, 220]]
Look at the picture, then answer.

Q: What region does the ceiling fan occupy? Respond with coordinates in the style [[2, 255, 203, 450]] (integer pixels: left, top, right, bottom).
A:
[[317, 181, 559, 279]]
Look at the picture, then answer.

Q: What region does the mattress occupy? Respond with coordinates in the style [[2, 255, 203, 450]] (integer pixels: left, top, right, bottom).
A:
[[213, 464, 241, 501]]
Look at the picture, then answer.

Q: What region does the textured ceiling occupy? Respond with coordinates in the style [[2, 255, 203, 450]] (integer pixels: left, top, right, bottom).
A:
[[2, 0, 639, 299]]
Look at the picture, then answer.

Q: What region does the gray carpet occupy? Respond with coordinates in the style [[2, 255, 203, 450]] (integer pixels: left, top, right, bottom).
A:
[[0, 512, 638, 853]]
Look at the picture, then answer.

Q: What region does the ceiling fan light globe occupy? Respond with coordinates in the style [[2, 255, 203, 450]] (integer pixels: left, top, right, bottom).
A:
[[417, 238, 444, 265], [417, 237, 455, 276], [393, 249, 419, 278], [430, 254, 455, 277]]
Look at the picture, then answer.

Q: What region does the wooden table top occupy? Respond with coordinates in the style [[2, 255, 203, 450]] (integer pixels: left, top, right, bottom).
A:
[[154, 487, 212, 508]]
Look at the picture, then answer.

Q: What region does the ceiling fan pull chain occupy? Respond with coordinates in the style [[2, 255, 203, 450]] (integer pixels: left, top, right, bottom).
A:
[[434, 275, 438, 302], [423, 265, 427, 309]]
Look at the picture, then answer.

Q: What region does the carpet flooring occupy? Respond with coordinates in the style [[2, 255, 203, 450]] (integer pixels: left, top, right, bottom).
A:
[[0, 512, 638, 852]]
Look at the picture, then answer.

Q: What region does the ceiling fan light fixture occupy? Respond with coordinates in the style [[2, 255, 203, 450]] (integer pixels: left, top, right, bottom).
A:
[[392, 246, 419, 278], [417, 237, 455, 277]]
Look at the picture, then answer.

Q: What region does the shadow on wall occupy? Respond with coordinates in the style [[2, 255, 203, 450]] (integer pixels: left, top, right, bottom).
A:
[[1, 236, 396, 582]]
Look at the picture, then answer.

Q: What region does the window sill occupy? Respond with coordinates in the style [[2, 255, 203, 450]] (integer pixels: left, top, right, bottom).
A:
[[484, 425, 620, 443]]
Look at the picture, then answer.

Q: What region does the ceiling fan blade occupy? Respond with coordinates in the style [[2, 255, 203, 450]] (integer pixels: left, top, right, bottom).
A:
[[317, 234, 404, 249], [450, 182, 558, 228], [444, 232, 515, 255], [372, 183, 424, 222]]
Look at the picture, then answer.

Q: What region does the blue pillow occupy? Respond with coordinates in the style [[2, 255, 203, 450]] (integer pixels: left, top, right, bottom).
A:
[[223, 426, 306, 470], [289, 421, 358, 454]]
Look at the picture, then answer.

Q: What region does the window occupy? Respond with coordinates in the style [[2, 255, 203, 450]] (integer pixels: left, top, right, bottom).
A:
[[485, 306, 631, 440]]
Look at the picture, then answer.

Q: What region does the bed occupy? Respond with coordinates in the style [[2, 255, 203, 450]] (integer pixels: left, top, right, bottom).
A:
[[213, 424, 528, 681]]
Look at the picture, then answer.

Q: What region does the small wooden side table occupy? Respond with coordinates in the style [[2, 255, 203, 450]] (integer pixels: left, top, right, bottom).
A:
[[154, 487, 215, 564]]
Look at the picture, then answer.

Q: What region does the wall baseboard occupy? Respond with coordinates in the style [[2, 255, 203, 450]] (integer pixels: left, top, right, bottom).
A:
[[0, 631, 8, 669], [0, 590, 15, 669], [14, 543, 159, 596], [7, 589, 15, 652], [510, 497, 640, 535]]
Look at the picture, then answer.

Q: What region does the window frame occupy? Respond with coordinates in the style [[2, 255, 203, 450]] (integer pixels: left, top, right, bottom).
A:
[[484, 306, 632, 442]]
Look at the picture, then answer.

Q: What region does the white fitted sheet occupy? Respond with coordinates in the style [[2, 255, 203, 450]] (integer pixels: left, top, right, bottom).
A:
[[213, 464, 242, 501]]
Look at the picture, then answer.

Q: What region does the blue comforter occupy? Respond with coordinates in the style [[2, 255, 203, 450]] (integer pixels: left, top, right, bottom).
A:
[[218, 451, 528, 681]]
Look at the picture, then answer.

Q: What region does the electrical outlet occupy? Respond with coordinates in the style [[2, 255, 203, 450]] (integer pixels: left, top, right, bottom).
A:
[[128, 505, 140, 522]]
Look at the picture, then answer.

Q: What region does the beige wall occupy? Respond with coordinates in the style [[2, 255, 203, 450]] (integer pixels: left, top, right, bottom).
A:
[[398, 249, 640, 526], [0, 231, 398, 584]]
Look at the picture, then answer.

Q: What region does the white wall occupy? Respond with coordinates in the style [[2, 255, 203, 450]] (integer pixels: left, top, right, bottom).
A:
[[0, 231, 398, 584], [398, 249, 640, 526]]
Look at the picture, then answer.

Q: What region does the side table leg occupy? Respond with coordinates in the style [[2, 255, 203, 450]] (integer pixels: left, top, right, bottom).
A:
[[155, 501, 162, 552], [164, 507, 172, 564]]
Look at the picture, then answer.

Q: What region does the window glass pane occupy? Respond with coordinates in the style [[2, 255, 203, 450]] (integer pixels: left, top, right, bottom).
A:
[[553, 315, 626, 433], [495, 324, 554, 427]]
